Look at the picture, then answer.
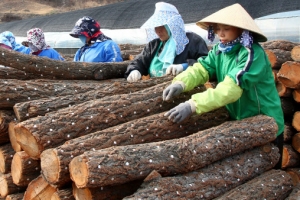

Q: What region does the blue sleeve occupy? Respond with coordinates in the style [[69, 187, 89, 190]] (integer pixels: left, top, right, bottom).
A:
[[104, 41, 123, 62], [182, 63, 188, 70]]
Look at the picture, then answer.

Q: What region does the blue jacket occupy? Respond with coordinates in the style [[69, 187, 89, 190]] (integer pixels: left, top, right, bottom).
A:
[[74, 40, 123, 62], [37, 48, 64, 61], [14, 44, 31, 54]]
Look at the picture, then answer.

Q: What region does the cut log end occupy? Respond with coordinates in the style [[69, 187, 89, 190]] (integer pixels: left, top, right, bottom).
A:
[[11, 152, 23, 185], [0, 175, 8, 197], [69, 156, 89, 188], [0, 153, 5, 174], [15, 125, 40, 159], [8, 121, 22, 152], [72, 183, 92, 200], [41, 149, 60, 184]]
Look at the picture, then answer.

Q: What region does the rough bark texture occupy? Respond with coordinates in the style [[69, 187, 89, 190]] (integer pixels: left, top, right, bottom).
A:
[[8, 122, 22, 152], [5, 192, 24, 200], [286, 168, 300, 186], [278, 61, 300, 89], [285, 183, 300, 200], [0, 143, 15, 174], [265, 49, 293, 69], [15, 82, 206, 159], [292, 111, 300, 131], [291, 45, 300, 62], [124, 144, 279, 200], [11, 151, 41, 187], [214, 169, 293, 200], [13, 76, 173, 121], [51, 188, 75, 200], [282, 144, 300, 169], [284, 123, 296, 142], [0, 173, 26, 198], [41, 107, 229, 187], [23, 175, 56, 200], [0, 47, 130, 80], [69, 115, 278, 188], [72, 180, 143, 200], [0, 110, 16, 145], [281, 97, 296, 118], [261, 40, 299, 51], [0, 66, 58, 80]]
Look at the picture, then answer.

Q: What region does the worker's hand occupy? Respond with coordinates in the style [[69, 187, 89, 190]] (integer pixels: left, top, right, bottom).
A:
[[164, 102, 193, 123], [127, 70, 141, 82], [162, 83, 183, 101], [166, 64, 183, 75], [22, 41, 29, 47]]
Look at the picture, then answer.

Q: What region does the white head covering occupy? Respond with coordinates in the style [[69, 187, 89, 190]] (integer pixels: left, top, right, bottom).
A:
[[141, 2, 189, 54]]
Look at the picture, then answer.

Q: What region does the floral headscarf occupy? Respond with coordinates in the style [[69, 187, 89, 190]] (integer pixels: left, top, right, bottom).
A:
[[27, 28, 50, 51], [141, 2, 189, 55], [70, 16, 111, 44]]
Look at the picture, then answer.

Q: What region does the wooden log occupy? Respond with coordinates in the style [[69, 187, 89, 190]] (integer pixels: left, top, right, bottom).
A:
[[276, 81, 292, 97], [121, 50, 142, 61], [0, 143, 15, 174], [124, 143, 279, 199], [5, 193, 24, 200], [278, 61, 300, 89], [41, 107, 229, 187], [11, 151, 41, 187], [284, 123, 296, 142], [214, 169, 293, 199], [0, 78, 126, 109], [119, 44, 145, 51], [265, 49, 293, 69], [69, 115, 278, 188], [8, 122, 21, 152], [0, 173, 26, 198], [292, 133, 300, 153], [72, 180, 142, 200], [291, 45, 300, 62], [261, 40, 299, 51], [282, 144, 300, 169], [272, 69, 278, 82], [292, 112, 300, 131], [0, 47, 130, 80], [264, 49, 277, 68], [0, 110, 16, 145], [0, 66, 57, 80], [23, 175, 56, 200], [292, 89, 300, 103], [15, 82, 206, 160], [285, 183, 300, 200], [13, 76, 173, 121], [281, 97, 296, 119], [286, 168, 300, 186], [51, 188, 74, 200]]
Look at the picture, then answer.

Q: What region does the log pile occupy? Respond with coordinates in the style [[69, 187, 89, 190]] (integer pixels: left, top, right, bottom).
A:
[[0, 40, 299, 199]]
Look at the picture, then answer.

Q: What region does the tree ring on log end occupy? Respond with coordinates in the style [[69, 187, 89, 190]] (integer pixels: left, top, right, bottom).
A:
[[40, 149, 60, 184]]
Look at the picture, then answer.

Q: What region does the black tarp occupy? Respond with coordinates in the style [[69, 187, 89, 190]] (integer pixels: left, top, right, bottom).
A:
[[0, 0, 299, 36]]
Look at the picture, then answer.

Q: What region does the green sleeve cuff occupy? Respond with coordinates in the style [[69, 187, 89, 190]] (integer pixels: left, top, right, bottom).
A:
[[191, 76, 243, 115]]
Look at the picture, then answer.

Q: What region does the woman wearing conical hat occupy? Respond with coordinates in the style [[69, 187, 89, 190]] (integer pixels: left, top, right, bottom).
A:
[[162, 4, 284, 167]]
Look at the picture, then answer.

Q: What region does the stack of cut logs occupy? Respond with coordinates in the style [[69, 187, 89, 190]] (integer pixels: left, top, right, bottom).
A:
[[0, 41, 299, 200]]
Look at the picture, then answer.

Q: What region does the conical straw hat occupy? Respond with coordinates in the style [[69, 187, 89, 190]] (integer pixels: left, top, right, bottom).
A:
[[196, 3, 267, 42]]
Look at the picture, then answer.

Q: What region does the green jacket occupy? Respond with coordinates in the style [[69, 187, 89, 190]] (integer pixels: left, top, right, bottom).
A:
[[173, 42, 284, 136]]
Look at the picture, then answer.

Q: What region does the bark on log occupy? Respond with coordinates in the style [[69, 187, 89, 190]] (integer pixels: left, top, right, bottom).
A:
[[292, 111, 300, 131], [5, 193, 24, 200], [278, 61, 300, 89], [281, 97, 296, 119], [124, 143, 279, 200], [261, 40, 299, 51], [284, 123, 296, 142], [51, 188, 74, 200], [41, 107, 229, 187], [0, 143, 15, 174], [0, 78, 127, 109], [11, 151, 41, 187], [264, 49, 292, 69], [13, 76, 173, 121], [0, 173, 26, 198], [282, 144, 300, 169], [292, 133, 300, 153], [119, 44, 145, 51], [72, 180, 142, 200], [0, 110, 16, 145], [0, 47, 130, 80], [0, 66, 57, 80], [214, 169, 293, 200], [8, 122, 21, 152], [277, 81, 292, 97], [291, 45, 300, 62], [15, 82, 206, 159], [23, 175, 56, 200], [121, 50, 142, 61], [69, 115, 278, 188], [292, 89, 300, 103], [286, 168, 300, 186], [285, 183, 300, 200]]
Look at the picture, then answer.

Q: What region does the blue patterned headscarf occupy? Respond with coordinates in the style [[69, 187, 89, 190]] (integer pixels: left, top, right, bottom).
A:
[[141, 2, 189, 55], [0, 31, 16, 49], [0, 36, 12, 48]]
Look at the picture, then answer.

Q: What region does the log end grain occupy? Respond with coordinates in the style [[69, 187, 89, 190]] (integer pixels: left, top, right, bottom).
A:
[[8, 121, 22, 152], [69, 156, 89, 188], [11, 152, 25, 186], [292, 133, 300, 153], [14, 124, 41, 159], [72, 182, 92, 200], [0, 175, 8, 197], [41, 149, 60, 184]]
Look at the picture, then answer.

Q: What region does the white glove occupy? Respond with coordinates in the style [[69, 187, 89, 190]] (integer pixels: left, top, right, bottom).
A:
[[166, 64, 184, 75], [127, 70, 142, 82]]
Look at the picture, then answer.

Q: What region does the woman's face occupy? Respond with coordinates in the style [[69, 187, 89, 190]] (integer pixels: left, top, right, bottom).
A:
[[155, 26, 169, 41], [215, 24, 242, 44]]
